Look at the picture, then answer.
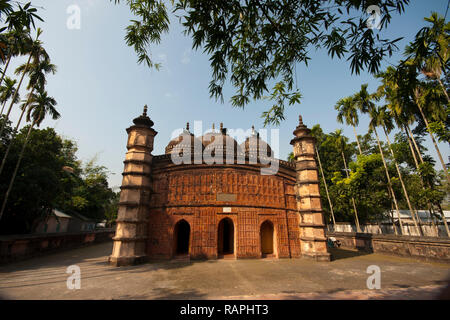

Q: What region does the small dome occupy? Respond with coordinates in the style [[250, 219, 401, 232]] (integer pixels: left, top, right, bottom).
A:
[[240, 127, 273, 158], [165, 123, 203, 155], [201, 123, 243, 157]]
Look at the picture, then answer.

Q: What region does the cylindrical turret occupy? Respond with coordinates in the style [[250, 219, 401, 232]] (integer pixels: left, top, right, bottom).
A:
[[109, 105, 158, 266], [290, 115, 330, 261]]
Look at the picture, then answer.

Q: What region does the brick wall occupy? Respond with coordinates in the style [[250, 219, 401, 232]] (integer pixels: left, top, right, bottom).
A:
[[327, 231, 450, 263], [147, 161, 301, 259], [0, 229, 115, 264]]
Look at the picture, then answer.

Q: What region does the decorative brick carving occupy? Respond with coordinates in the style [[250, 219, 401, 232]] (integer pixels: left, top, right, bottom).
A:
[[110, 110, 331, 265]]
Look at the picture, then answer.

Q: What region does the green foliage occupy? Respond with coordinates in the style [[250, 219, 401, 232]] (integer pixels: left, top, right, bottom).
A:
[[0, 122, 65, 234], [1, 1, 43, 32], [0, 120, 116, 234], [287, 151, 294, 162], [104, 191, 120, 227], [112, 0, 409, 125], [309, 121, 446, 224], [428, 104, 450, 143], [332, 154, 391, 222]]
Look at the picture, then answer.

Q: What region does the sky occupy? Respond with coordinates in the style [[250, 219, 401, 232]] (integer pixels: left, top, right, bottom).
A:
[[3, 0, 450, 190]]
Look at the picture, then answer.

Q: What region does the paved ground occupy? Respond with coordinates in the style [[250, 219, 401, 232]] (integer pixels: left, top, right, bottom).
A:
[[0, 242, 449, 300]]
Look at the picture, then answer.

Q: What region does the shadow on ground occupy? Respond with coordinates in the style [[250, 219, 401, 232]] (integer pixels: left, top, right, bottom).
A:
[[329, 248, 372, 261], [0, 242, 223, 275]]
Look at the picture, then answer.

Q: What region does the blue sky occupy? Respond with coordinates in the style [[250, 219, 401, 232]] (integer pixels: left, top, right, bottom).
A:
[[4, 0, 450, 189]]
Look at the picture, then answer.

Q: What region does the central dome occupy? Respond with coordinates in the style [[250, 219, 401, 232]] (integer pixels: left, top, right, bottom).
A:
[[201, 123, 242, 157]]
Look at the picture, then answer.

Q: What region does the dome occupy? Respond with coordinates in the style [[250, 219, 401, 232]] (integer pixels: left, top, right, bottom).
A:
[[201, 123, 243, 157], [165, 123, 203, 155], [240, 126, 273, 158]]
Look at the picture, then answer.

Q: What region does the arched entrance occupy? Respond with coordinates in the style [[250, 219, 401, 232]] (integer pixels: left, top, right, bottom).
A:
[[260, 220, 274, 257], [218, 218, 234, 256], [174, 220, 190, 255]]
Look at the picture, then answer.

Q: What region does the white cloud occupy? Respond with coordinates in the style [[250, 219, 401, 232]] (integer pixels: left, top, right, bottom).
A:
[[181, 49, 191, 64]]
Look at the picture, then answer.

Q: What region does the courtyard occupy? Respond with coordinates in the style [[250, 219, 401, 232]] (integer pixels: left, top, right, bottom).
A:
[[0, 242, 448, 300]]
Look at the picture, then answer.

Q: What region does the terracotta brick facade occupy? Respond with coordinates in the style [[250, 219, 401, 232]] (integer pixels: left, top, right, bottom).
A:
[[147, 162, 300, 259], [109, 108, 330, 266]]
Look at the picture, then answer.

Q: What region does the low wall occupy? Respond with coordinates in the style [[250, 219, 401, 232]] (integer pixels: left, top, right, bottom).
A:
[[0, 229, 115, 264], [327, 231, 450, 263], [328, 222, 449, 237]]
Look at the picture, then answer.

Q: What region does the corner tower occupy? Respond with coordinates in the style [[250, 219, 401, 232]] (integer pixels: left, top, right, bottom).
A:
[[109, 105, 157, 266], [290, 115, 330, 261]]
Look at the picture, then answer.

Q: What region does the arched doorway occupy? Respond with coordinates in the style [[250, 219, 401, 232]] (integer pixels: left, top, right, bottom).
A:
[[174, 220, 190, 255], [260, 220, 274, 257], [218, 218, 234, 256]]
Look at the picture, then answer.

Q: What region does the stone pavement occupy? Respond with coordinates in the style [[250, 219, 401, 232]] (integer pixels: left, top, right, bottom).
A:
[[0, 242, 448, 300]]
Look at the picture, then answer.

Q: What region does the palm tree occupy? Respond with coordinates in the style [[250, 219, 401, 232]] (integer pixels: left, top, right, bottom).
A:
[[377, 68, 425, 168], [315, 145, 336, 228], [404, 13, 449, 103], [311, 125, 337, 229], [378, 81, 440, 233], [0, 28, 32, 87], [335, 95, 363, 155], [0, 28, 45, 138], [0, 76, 19, 114], [13, 57, 56, 129], [378, 65, 450, 185], [330, 129, 361, 232], [405, 121, 450, 237], [412, 83, 450, 184], [0, 88, 59, 222], [0, 58, 57, 176], [367, 106, 404, 235], [377, 106, 423, 236]]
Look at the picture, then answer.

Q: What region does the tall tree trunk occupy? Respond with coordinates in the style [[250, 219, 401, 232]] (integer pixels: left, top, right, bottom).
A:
[[414, 97, 450, 184], [406, 125, 424, 163], [341, 151, 361, 232], [315, 146, 336, 228], [437, 202, 450, 238], [353, 125, 362, 155], [0, 87, 35, 176], [15, 86, 35, 128], [0, 118, 37, 222], [383, 126, 423, 236], [387, 187, 398, 235], [404, 126, 420, 169], [374, 127, 404, 235], [437, 78, 450, 104], [0, 100, 7, 115], [0, 53, 32, 137], [404, 126, 438, 236], [407, 124, 450, 237], [0, 55, 12, 87]]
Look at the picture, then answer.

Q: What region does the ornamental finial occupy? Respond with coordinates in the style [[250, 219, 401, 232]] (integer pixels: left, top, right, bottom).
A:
[[143, 105, 148, 117], [299, 115, 303, 125], [186, 122, 190, 131]]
